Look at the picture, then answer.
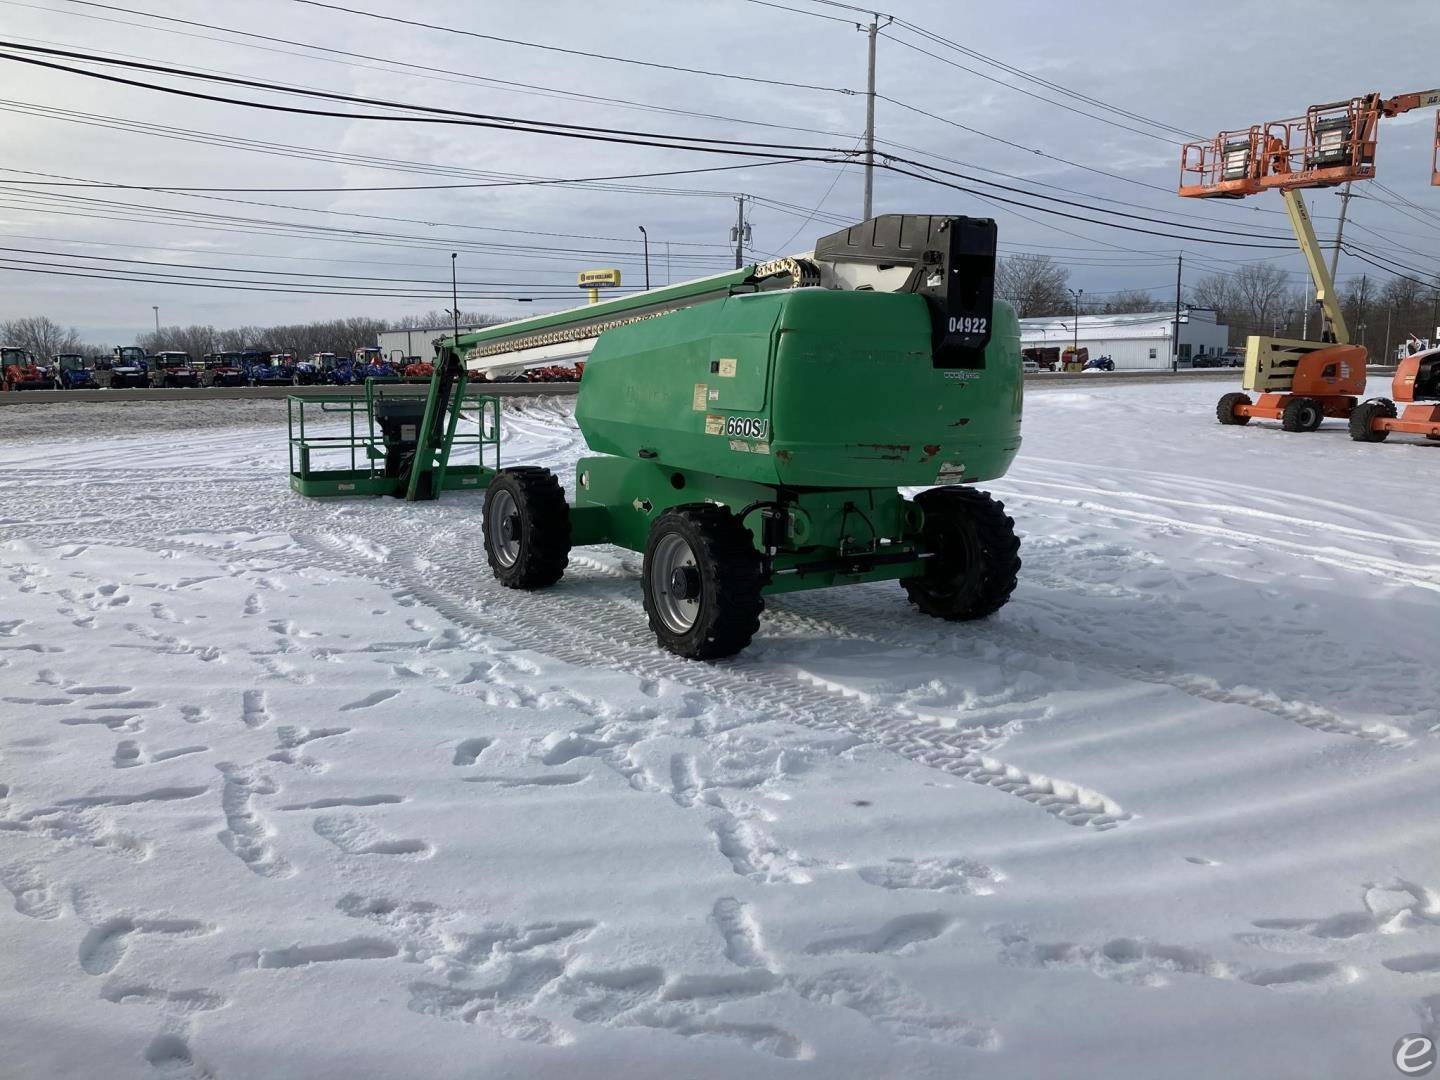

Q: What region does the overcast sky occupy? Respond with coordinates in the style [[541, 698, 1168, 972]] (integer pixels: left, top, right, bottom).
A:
[[0, 0, 1435, 346]]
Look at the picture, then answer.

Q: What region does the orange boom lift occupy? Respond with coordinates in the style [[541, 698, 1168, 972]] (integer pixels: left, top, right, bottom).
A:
[[1180, 89, 1440, 432]]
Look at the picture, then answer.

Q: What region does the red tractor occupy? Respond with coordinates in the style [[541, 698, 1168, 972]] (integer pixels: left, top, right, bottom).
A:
[[2, 346, 50, 391], [1348, 348, 1440, 443]]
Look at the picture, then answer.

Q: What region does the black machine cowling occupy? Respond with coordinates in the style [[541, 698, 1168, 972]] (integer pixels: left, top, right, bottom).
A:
[[812, 214, 998, 367]]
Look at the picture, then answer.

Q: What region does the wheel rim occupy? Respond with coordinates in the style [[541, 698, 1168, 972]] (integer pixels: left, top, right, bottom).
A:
[[923, 513, 979, 598], [1304, 404, 1320, 427], [487, 488, 521, 569], [650, 532, 700, 635]]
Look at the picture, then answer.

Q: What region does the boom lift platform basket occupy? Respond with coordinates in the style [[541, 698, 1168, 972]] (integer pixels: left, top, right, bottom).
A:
[[288, 376, 500, 498]]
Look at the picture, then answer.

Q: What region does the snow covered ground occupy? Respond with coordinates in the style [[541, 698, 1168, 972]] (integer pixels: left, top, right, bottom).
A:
[[1, 379, 1438, 1079]]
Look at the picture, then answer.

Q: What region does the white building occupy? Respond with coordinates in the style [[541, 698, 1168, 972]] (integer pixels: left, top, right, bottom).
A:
[[376, 323, 495, 361], [1018, 309, 1230, 370]]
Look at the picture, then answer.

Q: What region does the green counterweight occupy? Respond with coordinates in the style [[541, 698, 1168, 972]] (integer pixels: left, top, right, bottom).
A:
[[574, 288, 1022, 490]]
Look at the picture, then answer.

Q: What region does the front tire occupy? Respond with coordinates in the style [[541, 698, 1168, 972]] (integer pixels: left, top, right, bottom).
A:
[[1216, 392, 1251, 425], [1348, 398, 1396, 442], [642, 505, 764, 661], [903, 487, 1021, 621], [483, 467, 570, 589], [1281, 396, 1324, 432]]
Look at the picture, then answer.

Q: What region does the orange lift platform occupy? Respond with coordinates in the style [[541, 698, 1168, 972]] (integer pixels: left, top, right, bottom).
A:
[[1180, 89, 1440, 433]]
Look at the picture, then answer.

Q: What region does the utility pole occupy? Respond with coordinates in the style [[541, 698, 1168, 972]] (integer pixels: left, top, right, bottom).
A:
[[1171, 253, 1183, 372], [1328, 183, 1353, 283], [152, 305, 159, 334], [1068, 288, 1084, 359], [450, 253, 460, 363], [859, 14, 892, 220], [1384, 306, 1393, 363], [731, 196, 751, 269], [637, 225, 650, 290]]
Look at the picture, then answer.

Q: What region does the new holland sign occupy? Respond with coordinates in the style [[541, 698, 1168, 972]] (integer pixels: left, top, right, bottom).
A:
[[578, 268, 622, 288]]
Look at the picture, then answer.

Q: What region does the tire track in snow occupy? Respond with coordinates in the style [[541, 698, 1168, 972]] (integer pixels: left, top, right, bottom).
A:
[[19, 509, 1133, 829], [780, 586, 1414, 749], [999, 490, 1440, 595]]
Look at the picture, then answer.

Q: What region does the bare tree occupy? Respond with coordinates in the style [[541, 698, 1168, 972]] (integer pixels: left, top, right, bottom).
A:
[[138, 325, 219, 357], [1101, 290, 1158, 314], [1, 315, 86, 358], [995, 255, 1070, 318], [1232, 263, 1291, 335], [403, 310, 506, 331]]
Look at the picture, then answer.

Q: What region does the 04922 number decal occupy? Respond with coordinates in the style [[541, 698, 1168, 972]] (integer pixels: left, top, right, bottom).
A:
[[722, 415, 768, 440], [947, 316, 987, 335]]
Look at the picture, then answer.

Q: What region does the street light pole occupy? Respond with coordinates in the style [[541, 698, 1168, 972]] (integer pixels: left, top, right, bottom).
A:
[[638, 225, 650, 290]]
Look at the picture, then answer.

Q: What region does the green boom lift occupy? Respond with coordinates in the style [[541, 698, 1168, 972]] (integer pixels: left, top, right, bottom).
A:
[[290, 214, 1024, 660]]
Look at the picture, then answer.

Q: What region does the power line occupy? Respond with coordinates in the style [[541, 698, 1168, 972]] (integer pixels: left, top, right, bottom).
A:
[[0, 41, 1298, 252], [769, 0, 1201, 140], [884, 35, 1181, 145], [886, 17, 1201, 141], [0, 41, 861, 160], [17, 0, 867, 143], [286, 0, 857, 95], [0, 159, 802, 195]]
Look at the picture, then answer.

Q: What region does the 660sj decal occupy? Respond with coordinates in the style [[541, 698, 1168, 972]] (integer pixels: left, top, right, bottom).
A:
[[720, 415, 768, 440]]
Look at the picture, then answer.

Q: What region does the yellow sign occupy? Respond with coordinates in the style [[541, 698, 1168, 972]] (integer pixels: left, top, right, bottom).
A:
[[577, 268, 622, 288]]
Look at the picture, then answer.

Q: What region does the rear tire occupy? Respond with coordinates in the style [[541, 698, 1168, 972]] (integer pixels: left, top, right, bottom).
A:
[[1216, 392, 1251, 425], [903, 487, 1021, 621], [1281, 396, 1323, 432], [1348, 398, 1395, 442], [642, 505, 764, 661], [483, 467, 570, 589]]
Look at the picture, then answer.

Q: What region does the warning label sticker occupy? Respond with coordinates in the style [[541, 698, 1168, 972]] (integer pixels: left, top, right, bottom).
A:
[[704, 414, 724, 435], [935, 462, 967, 485], [728, 439, 750, 453], [717, 358, 737, 378], [692, 384, 708, 411]]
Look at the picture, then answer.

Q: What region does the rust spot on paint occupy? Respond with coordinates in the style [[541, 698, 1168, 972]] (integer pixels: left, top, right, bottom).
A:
[[920, 443, 941, 463], [950, 417, 972, 427], [775, 450, 792, 464]]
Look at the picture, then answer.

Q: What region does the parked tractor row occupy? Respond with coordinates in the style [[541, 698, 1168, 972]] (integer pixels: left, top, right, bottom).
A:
[[3, 341, 593, 394]]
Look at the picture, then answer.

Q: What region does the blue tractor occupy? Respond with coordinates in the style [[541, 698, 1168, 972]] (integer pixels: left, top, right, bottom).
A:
[[353, 346, 395, 381], [311, 352, 352, 385], [51, 353, 97, 389], [108, 346, 150, 389], [291, 352, 321, 385], [243, 349, 291, 387]]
